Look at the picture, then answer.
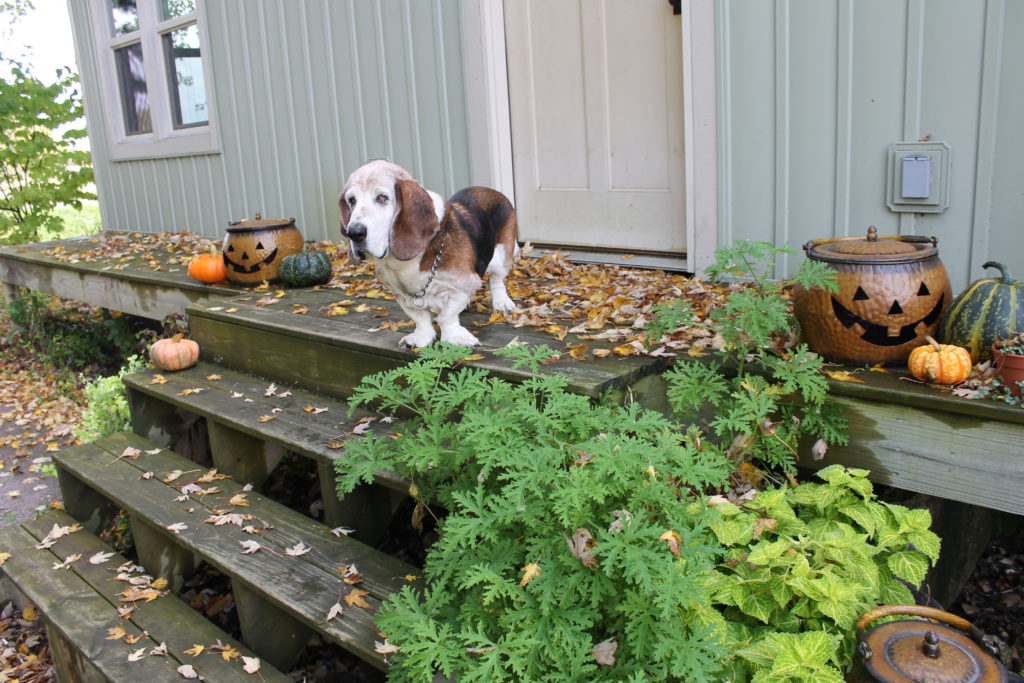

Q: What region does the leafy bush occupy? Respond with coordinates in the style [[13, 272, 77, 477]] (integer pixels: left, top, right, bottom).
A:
[[4, 289, 148, 371], [338, 344, 938, 681], [339, 343, 734, 681], [708, 466, 940, 681], [334, 241, 939, 681], [657, 241, 847, 474], [76, 355, 146, 443]]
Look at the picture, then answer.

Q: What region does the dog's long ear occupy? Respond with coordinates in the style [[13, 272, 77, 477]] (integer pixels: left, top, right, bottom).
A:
[[338, 190, 351, 230], [392, 179, 440, 261]]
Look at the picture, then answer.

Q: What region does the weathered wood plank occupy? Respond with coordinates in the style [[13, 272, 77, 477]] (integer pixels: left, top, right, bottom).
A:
[[187, 294, 664, 402], [0, 254, 239, 322], [129, 513, 202, 592], [0, 524, 173, 680], [123, 363, 407, 492], [91, 432, 418, 598], [54, 433, 418, 671], [798, 394, 1024, 515], [18, 510, 290, 682]]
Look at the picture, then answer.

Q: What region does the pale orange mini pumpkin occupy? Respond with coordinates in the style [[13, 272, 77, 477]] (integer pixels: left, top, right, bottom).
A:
[[907, 336, 972, 384], [150, 334, 200, 372]]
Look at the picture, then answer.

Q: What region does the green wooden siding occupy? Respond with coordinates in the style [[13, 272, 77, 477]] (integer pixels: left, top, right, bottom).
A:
[[68, 0, 471, 242], [717, 0, 1022, 291]]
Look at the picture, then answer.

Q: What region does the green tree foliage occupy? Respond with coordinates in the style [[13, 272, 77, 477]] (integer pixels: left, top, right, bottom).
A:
[[0, 52, 94, 244]]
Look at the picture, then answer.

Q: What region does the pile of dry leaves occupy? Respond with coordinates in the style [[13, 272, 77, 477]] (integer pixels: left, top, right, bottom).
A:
[[0, 601, 53, 682]]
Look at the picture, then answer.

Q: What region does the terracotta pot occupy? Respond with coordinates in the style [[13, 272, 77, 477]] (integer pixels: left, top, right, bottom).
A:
[[992, 344, 1024, 397], [222, 213, 303, 285], [793, 226, 952, 365]]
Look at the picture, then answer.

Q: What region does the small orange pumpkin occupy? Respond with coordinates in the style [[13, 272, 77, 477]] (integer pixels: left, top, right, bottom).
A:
[[150, 334, 200, 372], [188, 244, 227, 284], [907, 335, 972, 384]]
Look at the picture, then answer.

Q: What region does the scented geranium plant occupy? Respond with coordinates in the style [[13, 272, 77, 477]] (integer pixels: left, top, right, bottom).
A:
[[336, 343, 938, 681]]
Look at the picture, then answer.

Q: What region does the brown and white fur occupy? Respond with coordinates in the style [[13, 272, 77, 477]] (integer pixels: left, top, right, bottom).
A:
[[339, 160, 518, 349]]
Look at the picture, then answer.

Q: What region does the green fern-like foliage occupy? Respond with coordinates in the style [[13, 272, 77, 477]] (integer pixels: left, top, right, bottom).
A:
[[339, 343, 734, 681], [706, 466, 941, 681], [661, 241, 846, 474]]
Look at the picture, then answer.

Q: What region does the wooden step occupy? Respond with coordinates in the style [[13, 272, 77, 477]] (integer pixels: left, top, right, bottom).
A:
[[51, 432, 418, 673], [185, 293, 668, 407], [0, 509, 288, 682], [123, 361, 407, 542]]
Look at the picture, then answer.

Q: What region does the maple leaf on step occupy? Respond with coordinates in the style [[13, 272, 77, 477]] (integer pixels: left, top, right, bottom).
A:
[[344, 588, 371, 609], [184, 644, 204, 657], [149, 642, 168, 656], [286, 541, 311, 556], [326, 601, 344, 621], [52, 553, 82, 570], [166, 522, 188, 534], [177, 664, 199, 679], [127, 647, 148, 662], [242, 656, 261, 674], [240, 540, 262, 555], [89, 551, 115, 565], [106, 625, 127, 641], [330, 526, 355, 537]]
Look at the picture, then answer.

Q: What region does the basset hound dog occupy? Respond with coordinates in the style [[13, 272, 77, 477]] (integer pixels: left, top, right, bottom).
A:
[[339, 160, 519, 349]]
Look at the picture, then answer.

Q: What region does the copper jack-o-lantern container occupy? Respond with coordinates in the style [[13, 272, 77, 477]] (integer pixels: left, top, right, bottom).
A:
[[848, 605, 1008, 683], [222, 213, 304, 285], [793, 227, 952, 365]]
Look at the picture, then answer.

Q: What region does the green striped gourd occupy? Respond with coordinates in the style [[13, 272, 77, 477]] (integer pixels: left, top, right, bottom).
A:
[[938, 261, 1024, 363]]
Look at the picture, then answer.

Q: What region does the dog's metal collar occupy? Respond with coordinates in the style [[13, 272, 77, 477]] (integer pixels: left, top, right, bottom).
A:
[[412, 229, 446, 308]]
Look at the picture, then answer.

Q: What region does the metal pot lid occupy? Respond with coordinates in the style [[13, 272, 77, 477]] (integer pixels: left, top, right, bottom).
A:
[[804, 226, 940, 265], [226, 213, 296, 232], [860, 620, 1005, 683]]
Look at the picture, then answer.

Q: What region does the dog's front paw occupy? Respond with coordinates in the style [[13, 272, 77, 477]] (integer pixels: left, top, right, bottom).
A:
[[491, 292, 516, 313], [399, 329, 437, 350], [440, 326, 480, 347]]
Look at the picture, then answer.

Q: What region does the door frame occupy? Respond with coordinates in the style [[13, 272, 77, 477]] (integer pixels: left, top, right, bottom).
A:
[[461, 0, 719, 275]]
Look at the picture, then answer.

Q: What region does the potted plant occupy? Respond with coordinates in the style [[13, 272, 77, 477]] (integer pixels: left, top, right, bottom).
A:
[[992, 330, 1024, 397]]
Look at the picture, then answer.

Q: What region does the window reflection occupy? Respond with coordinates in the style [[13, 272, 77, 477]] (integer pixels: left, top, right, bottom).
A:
[[115, 42, 151, 134], [111, 0, 138, 34], [161, 0, 196, 21], [163, 24, 207, 128]]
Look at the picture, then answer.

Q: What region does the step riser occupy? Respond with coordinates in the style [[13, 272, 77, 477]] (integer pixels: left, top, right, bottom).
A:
[[189, 311, 400, 400]]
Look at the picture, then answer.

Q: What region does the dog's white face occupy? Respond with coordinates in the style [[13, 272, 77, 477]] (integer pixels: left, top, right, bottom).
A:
[[339, 160, 410, 262]]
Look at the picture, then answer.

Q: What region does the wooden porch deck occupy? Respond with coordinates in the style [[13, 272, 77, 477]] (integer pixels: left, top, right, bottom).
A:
[[2, 234, 1022, 517]]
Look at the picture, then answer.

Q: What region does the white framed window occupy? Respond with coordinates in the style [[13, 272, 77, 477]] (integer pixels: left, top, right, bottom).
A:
[[90, 0, 219, 160]]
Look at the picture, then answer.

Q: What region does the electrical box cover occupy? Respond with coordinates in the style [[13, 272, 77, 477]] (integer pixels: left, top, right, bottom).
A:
[[886, 141, 951, 213]]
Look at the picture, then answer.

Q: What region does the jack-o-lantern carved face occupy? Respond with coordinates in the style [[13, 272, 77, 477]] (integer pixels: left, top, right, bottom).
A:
[[794, 258, 952, 364], [221, 222, 304, 285], [223, 236, 278, 275]]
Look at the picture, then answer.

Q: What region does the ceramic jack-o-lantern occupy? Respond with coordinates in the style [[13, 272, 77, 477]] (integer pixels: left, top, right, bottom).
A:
[[222, 213, 304, 285], [793, 227, 952, 365]]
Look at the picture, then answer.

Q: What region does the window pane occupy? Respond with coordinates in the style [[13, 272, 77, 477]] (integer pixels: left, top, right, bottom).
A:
[[110, 0, 138, 35], [114, 42, 151, 134], [163, 24, 207, 128], [161, 0, 196, 21]]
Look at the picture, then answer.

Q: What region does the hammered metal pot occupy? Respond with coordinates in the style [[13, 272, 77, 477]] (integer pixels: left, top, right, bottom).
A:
[[222, 213, 303, 285], [848, 605, 1007, 683], [793, 227, 952, 365]]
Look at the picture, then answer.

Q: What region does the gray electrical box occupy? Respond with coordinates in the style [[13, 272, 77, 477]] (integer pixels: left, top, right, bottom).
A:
[[886, 141, 950, 213]]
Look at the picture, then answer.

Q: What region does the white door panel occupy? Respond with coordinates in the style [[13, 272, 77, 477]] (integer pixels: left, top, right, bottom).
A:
[[504, 0, 685, 253]]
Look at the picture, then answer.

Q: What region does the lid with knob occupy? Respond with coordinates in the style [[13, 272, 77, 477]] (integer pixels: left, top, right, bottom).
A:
[[855, 605, 1006, 683]]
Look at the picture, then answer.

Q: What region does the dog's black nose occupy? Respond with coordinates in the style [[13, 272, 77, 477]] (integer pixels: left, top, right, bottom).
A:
[[346, 222, 367, 242]]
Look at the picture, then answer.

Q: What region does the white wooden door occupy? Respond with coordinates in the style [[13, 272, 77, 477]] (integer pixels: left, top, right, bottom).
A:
[[503, 0, 685, 253]]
